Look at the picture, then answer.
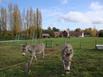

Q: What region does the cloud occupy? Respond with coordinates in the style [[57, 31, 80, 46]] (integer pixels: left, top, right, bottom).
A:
[[61, 0, 69, 4], [90, 2, 103, 10], [41, 8, 63, 18], [61, 11, 91, 24], [60, 2, 103, 24], [0, 0, 11, 3]]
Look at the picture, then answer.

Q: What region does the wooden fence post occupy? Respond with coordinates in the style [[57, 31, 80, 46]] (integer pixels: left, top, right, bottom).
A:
[[45, 40, 47, 48], [24, 63, 29, 77], [95, 38, 97, 49], [51, 40, 53, 48], [80, 40, 81, 49]]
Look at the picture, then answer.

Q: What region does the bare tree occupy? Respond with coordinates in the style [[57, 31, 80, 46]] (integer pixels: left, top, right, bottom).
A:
[[0, 8, 7, 34], [0, 3, 43, 40], [35, 8, 42, 38], [12, 4, 21, 39], [8, 3, 13, 31]]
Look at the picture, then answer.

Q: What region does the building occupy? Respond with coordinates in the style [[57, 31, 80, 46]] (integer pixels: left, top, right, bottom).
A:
[[54, 32, 60, 37], [69, 31, 84, 37], [42, 33, 50, 38], [60, 30, 84, 37]]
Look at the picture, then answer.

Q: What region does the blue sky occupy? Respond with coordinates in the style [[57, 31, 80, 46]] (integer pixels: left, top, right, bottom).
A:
[[0, 0, 103, 30]]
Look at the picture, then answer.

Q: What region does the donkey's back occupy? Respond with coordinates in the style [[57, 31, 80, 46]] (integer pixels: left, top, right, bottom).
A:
[[33, 43, 45, 54]]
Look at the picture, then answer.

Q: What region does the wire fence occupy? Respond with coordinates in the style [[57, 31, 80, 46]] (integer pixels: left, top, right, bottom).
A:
[[0, 37, 103, 49], [43, 38, 103, 49], [0, 37, 103, 77]]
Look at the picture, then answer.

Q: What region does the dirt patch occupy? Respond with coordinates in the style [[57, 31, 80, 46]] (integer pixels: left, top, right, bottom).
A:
[[45, 48, 56, 53], [45, 47, 60, 54]]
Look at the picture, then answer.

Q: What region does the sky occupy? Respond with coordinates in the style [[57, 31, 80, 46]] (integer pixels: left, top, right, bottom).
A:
[[0, 0, 103, 30]]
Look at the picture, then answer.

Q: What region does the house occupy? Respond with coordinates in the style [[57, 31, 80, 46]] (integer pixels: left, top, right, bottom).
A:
[[60, 30, 84, 37], [54, 32, 60, 37], [69, 31, 84, 37], [42, 33, 50, 38], [60, 30, 70, 37], [81, 32, 84, 37]]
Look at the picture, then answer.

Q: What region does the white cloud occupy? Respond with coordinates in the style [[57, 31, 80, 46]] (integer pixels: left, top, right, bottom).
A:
[[90, 2, 103, 10], [61, 0, 69, 4], [0, 0, 11, 3], [41, 8, 63, 18], [60, 2, 103, 24], [61, 11, 91, 24]]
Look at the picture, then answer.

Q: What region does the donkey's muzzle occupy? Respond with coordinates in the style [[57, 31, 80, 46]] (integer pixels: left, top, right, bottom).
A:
[[22, 52, 26, 56]]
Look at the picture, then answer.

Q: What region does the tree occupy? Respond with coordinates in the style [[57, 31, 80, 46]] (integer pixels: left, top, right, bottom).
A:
[[0, 16, 2, 34], [26, 8, 34, 38], [98, 30, 103, 37], [75, 28, 81, 32], [84, 28, 92, 36], [0, 12, 2, 32], [8, 3, 13, 31], [35, 8, 42, 38], [0, 8, 7, 33], [12, 5, 21, 39], [91, 28, 97, 37], [52, 27, 59, 32], [0, 3, 43, 40], [47, 27, 55, 37], [48, 27, 52, 31]]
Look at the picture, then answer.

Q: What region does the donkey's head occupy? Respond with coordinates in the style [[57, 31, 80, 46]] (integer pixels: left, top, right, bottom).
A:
[[62, 44, 73, 73], [21, 43, 28, 56]]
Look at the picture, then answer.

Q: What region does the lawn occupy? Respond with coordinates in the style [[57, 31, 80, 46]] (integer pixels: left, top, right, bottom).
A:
[[0, 37, 103, 77]]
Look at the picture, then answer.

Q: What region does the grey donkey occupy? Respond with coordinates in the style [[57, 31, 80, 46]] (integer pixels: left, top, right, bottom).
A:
[[61, 43, 73, 74], [22, 43, 45, 64]]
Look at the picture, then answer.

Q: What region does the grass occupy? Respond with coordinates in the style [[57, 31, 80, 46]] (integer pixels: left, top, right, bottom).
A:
[[0, 37, 103, 77]]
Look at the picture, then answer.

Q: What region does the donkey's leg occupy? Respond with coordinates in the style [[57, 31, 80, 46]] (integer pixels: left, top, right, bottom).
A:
[[66, 55, 73, 74], [34, 55, 37, 62], [68, 61, 71, 71], [42, 50, 45, 59], [29, 56, 34, 67]]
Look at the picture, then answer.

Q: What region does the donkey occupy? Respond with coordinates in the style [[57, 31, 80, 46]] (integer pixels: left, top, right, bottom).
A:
[[61, 43, 73, 74], [22, 43, 45, 64]]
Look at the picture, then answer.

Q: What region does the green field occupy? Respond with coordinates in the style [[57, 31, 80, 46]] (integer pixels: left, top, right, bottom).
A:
[[0, 37, 103, 77]]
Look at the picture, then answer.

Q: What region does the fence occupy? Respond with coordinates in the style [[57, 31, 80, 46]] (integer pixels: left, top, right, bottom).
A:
[[42, 37, 103, 49], [0, 37, 103, 49], [0, 37, 103, 77]]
